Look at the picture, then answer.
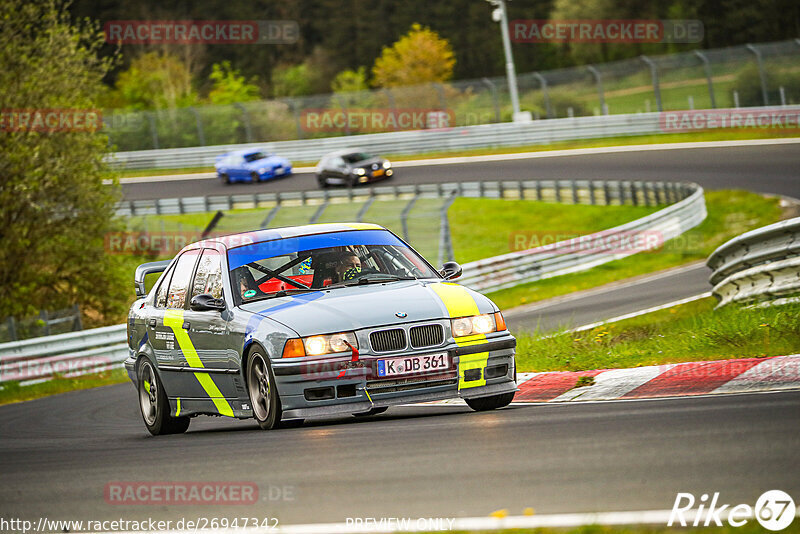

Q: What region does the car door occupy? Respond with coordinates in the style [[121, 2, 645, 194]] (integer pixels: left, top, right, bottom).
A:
[[182, 248, 240, 399]]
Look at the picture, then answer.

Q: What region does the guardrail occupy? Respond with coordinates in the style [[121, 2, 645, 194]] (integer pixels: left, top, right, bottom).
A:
[[0, 325, 127, 384], [107, 105, 800, 171], [706, 217, 800, 306], [459, 182, 705, 292], [4, 179, 706, 384]]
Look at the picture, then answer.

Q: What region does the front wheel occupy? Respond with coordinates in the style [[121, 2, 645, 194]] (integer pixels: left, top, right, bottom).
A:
[[317, 175, 328, 188], [246, 351, 282, 430], [137, 359, 190, 435], [465, 392, 515, 412], [220, 173, 231, 184]]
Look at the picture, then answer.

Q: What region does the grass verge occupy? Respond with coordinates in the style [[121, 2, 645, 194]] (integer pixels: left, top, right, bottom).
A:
[[0, 368, 128, 406], [515, 298, 800, 373], [485, 190, 783, 310], [113, 129, 799, 178]]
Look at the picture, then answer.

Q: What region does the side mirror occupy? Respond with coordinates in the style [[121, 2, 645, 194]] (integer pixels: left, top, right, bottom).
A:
[[190, 294, 226, 312], [439, 261, 462, 280]]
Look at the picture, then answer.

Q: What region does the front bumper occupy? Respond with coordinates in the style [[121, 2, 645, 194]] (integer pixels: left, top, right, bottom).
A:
[[272, 335, 517, 419]]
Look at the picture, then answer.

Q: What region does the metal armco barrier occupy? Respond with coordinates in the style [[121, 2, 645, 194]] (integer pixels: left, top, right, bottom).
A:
[[459, 182, 705, 292], [107, 106, 800, 171], [0, 325, 127, 384], [4, 179, 706, 384], [707, 217, 800, 306]]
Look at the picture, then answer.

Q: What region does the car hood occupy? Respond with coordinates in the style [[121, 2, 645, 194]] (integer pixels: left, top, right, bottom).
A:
[[238, 280, 495, 336], [243, 157, 288, 169]]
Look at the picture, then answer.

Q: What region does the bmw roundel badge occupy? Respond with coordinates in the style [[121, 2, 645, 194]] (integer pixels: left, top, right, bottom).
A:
[[395, 311, 408, 318]]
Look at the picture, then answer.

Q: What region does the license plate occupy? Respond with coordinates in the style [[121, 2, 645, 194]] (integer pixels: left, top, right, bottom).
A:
[[373, 169, 385, 176], [377, 352, 449, 377]]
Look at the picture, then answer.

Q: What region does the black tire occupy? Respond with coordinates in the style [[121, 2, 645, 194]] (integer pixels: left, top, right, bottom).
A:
[[353, 406, 388, 417], [246, 350, 282, 430], [137, 359, 190, 435], [317, 174, 328, 188], [220, 173, 230, 184], [465, 392, 515, 412], [250, 171, 260, 183]]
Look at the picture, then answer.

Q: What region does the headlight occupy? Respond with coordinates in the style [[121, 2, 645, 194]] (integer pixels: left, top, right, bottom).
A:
[[282, 332, 358, 357], [353, 168, 366, 176], [382, 160, 391, 168], [450, 313, 506, 338]]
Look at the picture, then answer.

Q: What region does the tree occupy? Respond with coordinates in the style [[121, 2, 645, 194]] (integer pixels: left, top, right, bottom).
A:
[[371, 23, 456, 88], [331, 67, 370, 94], [112, 52, 199, 110], [271, 64, 313, 98], [208, 61, 261, 105], [0, 0, 128, 322]]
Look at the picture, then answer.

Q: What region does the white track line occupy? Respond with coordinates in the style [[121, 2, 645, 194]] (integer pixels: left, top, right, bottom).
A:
[[116, 137, 800, 184], [107, 507, 799, 534]]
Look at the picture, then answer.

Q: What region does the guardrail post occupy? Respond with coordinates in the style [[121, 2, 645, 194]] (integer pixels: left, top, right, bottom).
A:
[[618, 181, 626, 205], [533, 73, 553, 118], [39, 310, 51, 336], [234, 102, 254, 143], [630, 182, 639, 206], [589, 182, 597, 205], [438, 191, 458, 266], [570, 181, 579, 204], [189, 107, 206, 146], [482, 78, 501, 122], [693, 50, 717, 109], [639, 56, 663, 112], [642, 182, 652, 207], [603, 182, 611, 205], [586, 65, 607, 115], [536, 181, 543, 201], [72, 304, 83, 332], [746, 44, 769, 106], [653, 183, 663, 205], [554, 180, 562, 203], [400, 194, 419, 242]]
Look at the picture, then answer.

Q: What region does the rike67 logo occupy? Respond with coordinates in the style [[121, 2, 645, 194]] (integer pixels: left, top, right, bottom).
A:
[[669, 490, 796, 531]]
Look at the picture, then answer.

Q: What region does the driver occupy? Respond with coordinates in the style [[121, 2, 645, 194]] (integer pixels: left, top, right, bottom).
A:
[[335, 251, 362, 282]]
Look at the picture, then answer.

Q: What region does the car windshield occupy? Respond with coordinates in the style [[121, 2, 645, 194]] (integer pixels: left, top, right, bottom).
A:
[[227, 229, 440, 304], [342, 152, 372, 164], [243, 151, 270, 162]]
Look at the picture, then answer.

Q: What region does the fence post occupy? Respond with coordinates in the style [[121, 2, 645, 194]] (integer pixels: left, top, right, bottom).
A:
[[533, 72, 553, 118], [745, 44, 769, 106], [356, 196, 375, 222], [72, 304, 83, 332], [6, 317, 17, 341], [260, 203, 281, 229], [400, 194, 419, 242], [482, 78, 501, 123], [40, 310, 51, 336], [693, 50, 717, 109], [147, 111, 159, 149], [189, 107, 206, 146], [309, 200, 329, 224], [586, 65, 607, 115], [640, 55, 663, 112], [288, 99, 304, 139], [234, 102, 254, 143], [438, 191, 459, 267]]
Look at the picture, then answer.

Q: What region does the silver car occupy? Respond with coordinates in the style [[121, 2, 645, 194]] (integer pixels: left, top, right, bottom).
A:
[[125, 223, 517, 435]]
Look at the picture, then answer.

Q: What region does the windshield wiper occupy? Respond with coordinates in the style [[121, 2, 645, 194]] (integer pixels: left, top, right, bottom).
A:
[[245, 288, 317, 303], [343, 274, 415, 286]]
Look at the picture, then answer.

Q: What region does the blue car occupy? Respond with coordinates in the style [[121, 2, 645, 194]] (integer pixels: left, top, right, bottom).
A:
[[215, 148, 292, 184]]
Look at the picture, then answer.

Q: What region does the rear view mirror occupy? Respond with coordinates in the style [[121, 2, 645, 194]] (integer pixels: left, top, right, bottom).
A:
[[440, 261, 462, 280], [190, 294, 226, 312]]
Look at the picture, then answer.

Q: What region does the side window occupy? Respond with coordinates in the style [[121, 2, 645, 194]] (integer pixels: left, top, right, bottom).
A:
[[192, 249, 224, 300], [166, 252, 200, 309], [154, 264, 175, 308]]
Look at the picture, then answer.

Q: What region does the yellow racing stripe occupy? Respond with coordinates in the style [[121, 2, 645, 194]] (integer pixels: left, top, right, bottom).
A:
[[430, 283, 489, 389], [164, 310, 235, 417]]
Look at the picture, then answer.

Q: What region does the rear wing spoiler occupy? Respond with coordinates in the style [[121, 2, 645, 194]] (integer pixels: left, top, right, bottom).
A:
[[134, 260, 172, 298]]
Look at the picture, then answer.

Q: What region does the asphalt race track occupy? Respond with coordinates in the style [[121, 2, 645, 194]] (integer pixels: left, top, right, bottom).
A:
[[120, 142, 800, 201], [1, 141, 797, 528], [0, 385, 798, 525]]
